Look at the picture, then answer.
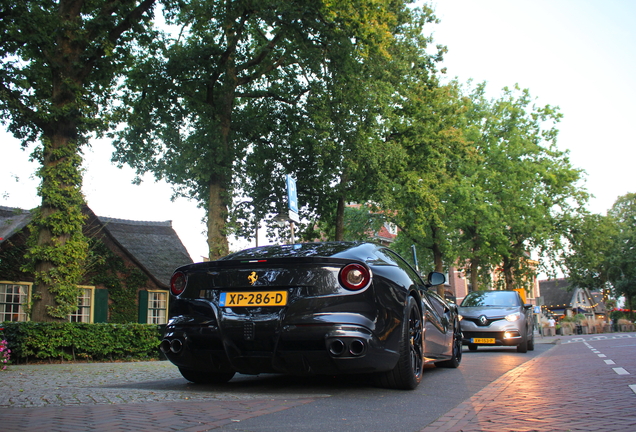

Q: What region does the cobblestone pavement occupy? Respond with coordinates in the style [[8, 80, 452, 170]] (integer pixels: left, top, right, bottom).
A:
[[422, 333, 636, 432], [1, 333, 635, 431]]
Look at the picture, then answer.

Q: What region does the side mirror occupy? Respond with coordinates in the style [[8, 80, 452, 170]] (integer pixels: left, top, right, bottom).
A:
[[427, 271, 446, 286]]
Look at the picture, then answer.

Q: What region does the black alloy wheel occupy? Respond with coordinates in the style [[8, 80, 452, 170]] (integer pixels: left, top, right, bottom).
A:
[[375, 296, 424, 390]]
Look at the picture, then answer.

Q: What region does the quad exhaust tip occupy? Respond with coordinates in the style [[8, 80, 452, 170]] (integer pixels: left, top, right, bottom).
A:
[[160, 339, 184, 354], [328, 338, 367, 357]]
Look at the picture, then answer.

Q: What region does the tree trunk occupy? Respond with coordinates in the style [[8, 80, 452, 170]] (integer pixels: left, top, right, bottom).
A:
[[502, 256, 515, 290], [207, 179, 230, 260], [30, 130, 86, 321], [469, 258, 479, 292]]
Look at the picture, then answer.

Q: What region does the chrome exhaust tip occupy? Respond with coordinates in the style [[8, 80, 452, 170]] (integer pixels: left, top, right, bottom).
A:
[[328, 339, 346, 356], [349, 339, 366, 356]]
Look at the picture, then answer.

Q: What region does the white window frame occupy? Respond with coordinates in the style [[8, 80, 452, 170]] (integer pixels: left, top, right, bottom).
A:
[[147, 290, 169, 324], [68, 286, 95, 323], [0, 281, 32, 322]]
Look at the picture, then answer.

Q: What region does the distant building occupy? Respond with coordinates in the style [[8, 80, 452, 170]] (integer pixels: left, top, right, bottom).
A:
[[538, 278, 607, 319], [0, 205, 192, 324]]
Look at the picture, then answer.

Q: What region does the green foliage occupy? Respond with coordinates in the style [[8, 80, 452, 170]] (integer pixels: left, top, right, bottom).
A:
[[1, 0, 158, 320], [563, 213, 618, 291], [606, 193, 636, 312], [112, 0, 434, 255], [449, 83, 587, 289], [22, 142, 89, 319], [0, 237, 29, 282], [87, 238, 148, 323], [0, 322, 163, 363], [564, 193, 636, 313]]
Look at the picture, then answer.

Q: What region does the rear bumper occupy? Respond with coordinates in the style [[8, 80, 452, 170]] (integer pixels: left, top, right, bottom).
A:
[[161, 315, 399, 376]]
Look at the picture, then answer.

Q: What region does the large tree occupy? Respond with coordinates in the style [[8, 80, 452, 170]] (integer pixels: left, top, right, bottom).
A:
[[113, 0, 410, 259], [606, 193, 636, 313], [242, 2, 441, 245], [1, 0, 158, 320], [457, 84, 587, 291], [563, 212, 618, 295]]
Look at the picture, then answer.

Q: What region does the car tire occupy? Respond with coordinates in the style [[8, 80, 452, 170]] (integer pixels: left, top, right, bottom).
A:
[[436, 320, 462, 368], [375, 296, 423, 390], [517, 332, 528, 353], [179, 367, 235, 384], [468, 344, 478, 351]]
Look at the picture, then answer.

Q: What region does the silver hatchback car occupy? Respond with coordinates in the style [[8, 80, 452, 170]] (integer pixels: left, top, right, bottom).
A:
[[459, 290, 534, 353]]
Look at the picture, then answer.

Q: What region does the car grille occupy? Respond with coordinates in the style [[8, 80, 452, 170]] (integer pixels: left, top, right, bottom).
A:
[[463, 316, 504, 327]]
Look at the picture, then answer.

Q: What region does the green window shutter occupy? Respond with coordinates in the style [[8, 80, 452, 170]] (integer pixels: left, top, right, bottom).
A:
[[138, 290, 149, 324], [94, 288, 109, 323]]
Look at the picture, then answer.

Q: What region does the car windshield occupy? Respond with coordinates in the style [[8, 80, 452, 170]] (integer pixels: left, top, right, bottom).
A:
[[461, 291, 520, 307]]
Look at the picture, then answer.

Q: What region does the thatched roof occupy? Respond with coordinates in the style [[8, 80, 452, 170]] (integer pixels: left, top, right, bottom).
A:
[[98, 216, 192, 287], [0, 205, 192, 288], [539, 278, 574, 309], [0, 206, 32, 242]]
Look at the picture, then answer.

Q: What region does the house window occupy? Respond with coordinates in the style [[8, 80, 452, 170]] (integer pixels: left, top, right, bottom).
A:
[[147, 291, 168, 324], [69, 287, 94, 323], [384, 222, 398, 236], [0, 282, 30, 322]]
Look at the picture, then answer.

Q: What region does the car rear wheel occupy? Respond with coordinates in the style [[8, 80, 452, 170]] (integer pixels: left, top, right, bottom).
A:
[[179, 367, 235, 384], [436, 320, 462, 368], [375, 296, 423, 390]]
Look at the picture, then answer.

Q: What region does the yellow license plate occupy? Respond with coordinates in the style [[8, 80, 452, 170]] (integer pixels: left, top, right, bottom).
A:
[[219, 291, 288, 307], [472, 338, 496, 344]]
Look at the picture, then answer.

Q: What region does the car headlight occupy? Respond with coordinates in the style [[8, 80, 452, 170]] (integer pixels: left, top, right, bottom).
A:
[[505, 312, 521, 322]]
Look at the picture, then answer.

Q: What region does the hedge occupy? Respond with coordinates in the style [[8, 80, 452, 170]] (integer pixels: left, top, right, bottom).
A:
[[0, 322, 165, 364]]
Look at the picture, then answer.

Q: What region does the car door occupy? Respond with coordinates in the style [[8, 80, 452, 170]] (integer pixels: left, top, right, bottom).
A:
[[380, 249, 447, 357], [422, 289, 450, 358]]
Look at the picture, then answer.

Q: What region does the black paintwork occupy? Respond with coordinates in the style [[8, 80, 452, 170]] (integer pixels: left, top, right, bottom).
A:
[[162, 241, 460, 388]]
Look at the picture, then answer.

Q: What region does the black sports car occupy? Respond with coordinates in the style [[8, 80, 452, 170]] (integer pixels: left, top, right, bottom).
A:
[[161, 241, 462, 390]]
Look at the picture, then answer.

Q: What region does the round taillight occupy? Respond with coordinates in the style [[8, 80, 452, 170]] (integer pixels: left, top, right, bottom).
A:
[[170, 271, 187, 296], [339, 263, 371, 291]]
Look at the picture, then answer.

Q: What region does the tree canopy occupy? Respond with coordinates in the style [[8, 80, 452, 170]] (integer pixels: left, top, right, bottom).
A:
[[1, 0, 158, 320], [2, 0, 598, 321]]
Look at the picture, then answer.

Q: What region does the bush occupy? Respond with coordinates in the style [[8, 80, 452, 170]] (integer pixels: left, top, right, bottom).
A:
[[0, 322, 164, 363]]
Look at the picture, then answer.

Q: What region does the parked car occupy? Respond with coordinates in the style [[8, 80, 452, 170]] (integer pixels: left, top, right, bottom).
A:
[[162, 241, 462, 390], [459, 290, 534, 353]]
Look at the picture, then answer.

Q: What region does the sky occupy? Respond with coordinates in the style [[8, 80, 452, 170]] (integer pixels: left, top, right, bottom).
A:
[[2, 0, 635, 263]]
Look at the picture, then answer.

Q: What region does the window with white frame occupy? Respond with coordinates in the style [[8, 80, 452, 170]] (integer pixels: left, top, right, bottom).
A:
[[148, 291, 168, 324], [69, 287, 94, 323], [0, 282, 30, 322]]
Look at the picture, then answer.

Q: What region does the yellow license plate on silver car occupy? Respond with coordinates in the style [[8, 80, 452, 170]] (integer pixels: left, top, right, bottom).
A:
[[472, 338, 496, 344], [219, 291, 288, 307]]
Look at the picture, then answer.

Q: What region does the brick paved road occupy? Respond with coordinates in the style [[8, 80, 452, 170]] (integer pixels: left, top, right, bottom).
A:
[[422, 333, 636, 432], [1, 333, 635, 431]]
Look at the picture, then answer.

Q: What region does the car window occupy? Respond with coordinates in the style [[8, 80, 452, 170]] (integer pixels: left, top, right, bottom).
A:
[[461, 291, 521, 307], [378, 248, 425, 286]]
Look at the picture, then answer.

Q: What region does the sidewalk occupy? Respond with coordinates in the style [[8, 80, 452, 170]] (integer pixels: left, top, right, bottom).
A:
[[422, 332, 636, 432]]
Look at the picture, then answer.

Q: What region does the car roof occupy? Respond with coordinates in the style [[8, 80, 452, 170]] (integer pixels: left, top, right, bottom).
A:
[[220, 241, 381, 261]]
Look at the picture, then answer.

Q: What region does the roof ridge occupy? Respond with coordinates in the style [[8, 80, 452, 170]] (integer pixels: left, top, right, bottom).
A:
[[98, 215, 172, 227]]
